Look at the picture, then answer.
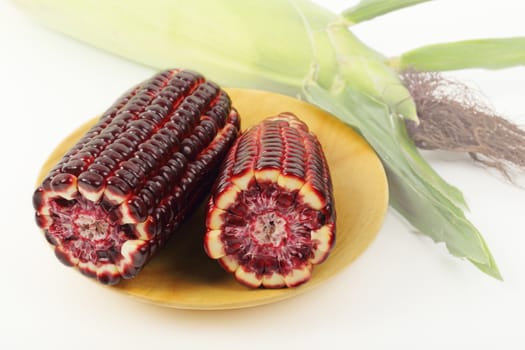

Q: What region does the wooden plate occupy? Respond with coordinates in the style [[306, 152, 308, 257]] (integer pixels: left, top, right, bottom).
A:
[[37, 88, 388, 309]]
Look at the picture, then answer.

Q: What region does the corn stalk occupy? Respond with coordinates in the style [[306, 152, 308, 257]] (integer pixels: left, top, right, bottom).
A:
[[15, 0, 525, 279]]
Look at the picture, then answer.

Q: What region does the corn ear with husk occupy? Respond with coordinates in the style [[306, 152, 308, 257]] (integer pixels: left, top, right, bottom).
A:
[[16, 0, 525, 279]]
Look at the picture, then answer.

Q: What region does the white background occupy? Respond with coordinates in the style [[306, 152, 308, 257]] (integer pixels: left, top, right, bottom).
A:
[[1, 0, 524, 349]]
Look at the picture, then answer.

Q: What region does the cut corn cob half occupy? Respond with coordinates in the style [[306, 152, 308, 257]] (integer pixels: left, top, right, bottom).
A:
[[204, 113, 335, 288], [33, 69, 240, 284]]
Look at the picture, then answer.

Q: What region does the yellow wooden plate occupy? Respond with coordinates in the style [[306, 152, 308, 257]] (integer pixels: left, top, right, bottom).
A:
[[37, 88, 388, 310]]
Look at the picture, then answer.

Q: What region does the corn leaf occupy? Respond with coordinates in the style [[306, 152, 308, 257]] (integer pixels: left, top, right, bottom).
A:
[[343, 0, 432, 24], [294, 5, 500, 278], [301, 81, 501, 279], [396, 37, 525, 71]]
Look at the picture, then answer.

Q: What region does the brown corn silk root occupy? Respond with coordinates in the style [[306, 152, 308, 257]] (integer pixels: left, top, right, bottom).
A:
[[401, 70, 525, 180]]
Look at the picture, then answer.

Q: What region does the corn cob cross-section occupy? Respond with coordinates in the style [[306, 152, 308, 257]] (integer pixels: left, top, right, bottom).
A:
[[33, 69, 240, 284], [205, 113, 336, 288]]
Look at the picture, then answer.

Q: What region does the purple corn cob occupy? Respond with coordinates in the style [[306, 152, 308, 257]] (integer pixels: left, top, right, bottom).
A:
[[204, 113, 335, 288], [33, 69, 240, 284]]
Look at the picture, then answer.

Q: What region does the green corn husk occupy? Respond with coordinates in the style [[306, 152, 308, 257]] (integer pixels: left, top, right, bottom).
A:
[[343, 0, 432, 24], [17, 0, 518, 279], [393, 37, 525, 71]]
